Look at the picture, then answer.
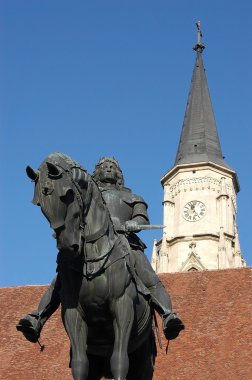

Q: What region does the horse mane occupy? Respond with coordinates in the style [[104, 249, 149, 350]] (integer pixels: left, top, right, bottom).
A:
[[46, 152, 86, 174]]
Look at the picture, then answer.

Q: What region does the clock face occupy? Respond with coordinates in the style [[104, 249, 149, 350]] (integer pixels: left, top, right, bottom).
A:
[[183, 201, 206, 222]]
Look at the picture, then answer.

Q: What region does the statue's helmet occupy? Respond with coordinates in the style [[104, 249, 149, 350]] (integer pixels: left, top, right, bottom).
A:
[[92, 157, 124, 189]]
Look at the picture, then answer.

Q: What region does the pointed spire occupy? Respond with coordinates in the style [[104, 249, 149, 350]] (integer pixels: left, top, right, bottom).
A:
[[174, 22, 232, 170]]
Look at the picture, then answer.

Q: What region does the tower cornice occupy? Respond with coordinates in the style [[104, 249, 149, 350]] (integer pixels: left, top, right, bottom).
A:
[[161, 161, 240, 193]]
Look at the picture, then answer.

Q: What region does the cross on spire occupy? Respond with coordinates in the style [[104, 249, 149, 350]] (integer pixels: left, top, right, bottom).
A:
[[193, 20, 205, 52]]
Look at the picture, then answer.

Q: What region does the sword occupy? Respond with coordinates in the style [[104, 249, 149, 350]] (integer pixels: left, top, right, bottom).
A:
[[137, 225, 165, 230], [122, 224, 165, 232]]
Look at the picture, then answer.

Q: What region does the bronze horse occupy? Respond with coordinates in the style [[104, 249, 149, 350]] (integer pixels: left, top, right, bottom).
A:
[[26, 153, 156, 380]]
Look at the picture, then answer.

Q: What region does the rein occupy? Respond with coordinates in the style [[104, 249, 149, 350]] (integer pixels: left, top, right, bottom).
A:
[[84, 214, 109, 243]]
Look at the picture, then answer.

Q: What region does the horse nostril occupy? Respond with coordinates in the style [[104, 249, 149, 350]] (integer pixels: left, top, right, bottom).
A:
[[42, 184, 53, 195], [72, 244, 79, 252], [43, 187, 49, 195]]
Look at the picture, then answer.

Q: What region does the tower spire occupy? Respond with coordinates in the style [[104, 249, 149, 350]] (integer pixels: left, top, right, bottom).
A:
[[174, 22, 233, 171]]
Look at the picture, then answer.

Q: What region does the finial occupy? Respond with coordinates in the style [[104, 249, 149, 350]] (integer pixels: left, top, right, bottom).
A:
[[196, 21, 202, 45], [193, 20, 205, 52]]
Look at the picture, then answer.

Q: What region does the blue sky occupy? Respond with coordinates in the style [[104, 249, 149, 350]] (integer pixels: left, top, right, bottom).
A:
[[1, 1, 252, 286]]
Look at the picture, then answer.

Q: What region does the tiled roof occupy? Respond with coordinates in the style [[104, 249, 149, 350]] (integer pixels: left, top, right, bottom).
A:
[[1, 268, 252, 379]]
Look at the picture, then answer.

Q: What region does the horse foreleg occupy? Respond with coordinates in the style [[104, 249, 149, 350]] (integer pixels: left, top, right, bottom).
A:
[[63, 308, 89, 380], [110, 295, 134, 380]]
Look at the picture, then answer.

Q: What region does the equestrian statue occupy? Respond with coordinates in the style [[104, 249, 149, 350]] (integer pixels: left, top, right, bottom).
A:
[[17, 153, 184, 380]]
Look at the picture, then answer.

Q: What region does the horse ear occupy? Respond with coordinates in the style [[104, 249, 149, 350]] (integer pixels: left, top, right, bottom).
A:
[[26, 166, 39, 181], [46, 162, 62, 178]]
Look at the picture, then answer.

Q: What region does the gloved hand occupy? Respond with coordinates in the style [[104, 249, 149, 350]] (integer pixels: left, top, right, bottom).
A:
[[124, 220, 139, 232]]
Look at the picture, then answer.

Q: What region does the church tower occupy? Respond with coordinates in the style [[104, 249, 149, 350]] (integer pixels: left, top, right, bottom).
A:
[[151, 23, 246, 273]]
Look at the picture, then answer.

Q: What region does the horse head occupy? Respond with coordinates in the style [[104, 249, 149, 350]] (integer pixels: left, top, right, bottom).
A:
[[26, 153, 89, 257]]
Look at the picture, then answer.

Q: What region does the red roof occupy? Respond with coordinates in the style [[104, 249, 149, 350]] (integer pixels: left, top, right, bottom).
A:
[[1, 267, 252, 380]]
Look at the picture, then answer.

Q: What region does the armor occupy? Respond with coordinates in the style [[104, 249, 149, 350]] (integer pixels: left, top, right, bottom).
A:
[[100, 187, 149, 228], [100, 187, 149, 250]]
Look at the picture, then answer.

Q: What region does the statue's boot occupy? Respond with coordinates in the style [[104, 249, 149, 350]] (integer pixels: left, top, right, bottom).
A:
[[16, 312, 43, 343], [149, 281, 185, 340], [16, 276, 61, 343], [162, 312, 185, 340]]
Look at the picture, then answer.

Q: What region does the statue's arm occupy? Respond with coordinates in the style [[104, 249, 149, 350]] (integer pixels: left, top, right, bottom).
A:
[[132, 201, 149, 225], [125, 196, 149, 232]]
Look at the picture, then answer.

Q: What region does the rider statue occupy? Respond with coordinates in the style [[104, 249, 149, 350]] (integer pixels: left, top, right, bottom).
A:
[[17, 157, 184, 343]]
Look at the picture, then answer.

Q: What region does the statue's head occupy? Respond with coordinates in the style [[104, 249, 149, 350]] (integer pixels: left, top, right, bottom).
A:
[[92, 157, 124, 189]]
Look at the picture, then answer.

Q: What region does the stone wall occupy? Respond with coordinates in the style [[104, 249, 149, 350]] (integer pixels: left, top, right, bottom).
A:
[[1, 267, 251, 379]]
